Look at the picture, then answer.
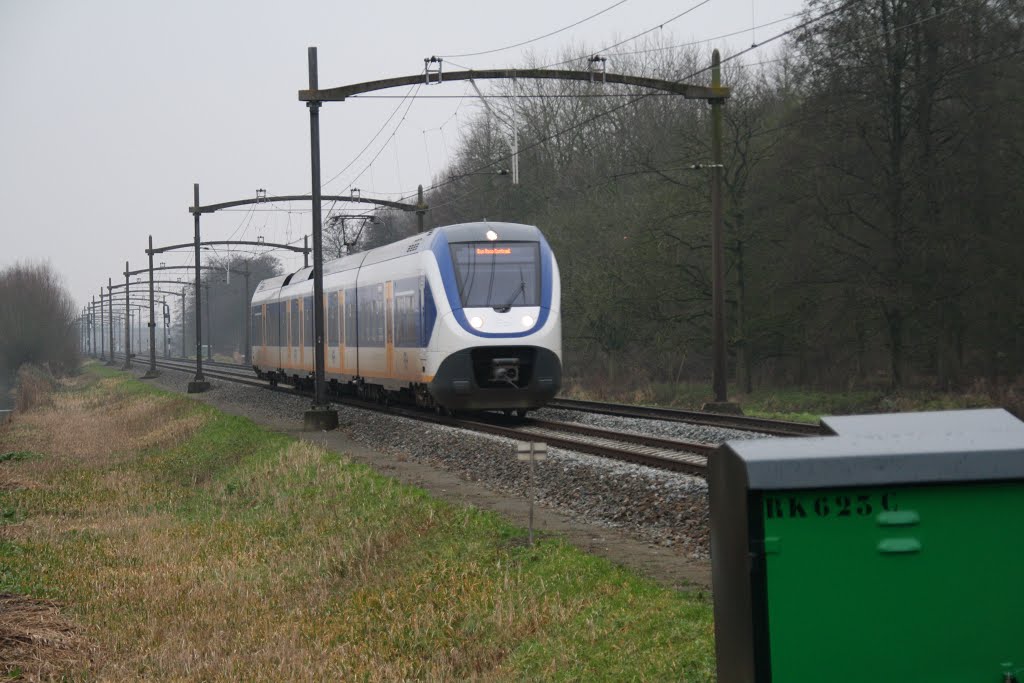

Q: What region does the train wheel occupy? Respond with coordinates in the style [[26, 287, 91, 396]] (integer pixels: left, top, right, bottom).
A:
[[516, 409, 528, 419]]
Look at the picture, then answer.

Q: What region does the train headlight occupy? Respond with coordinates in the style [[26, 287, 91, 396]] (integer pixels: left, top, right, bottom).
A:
[[470, 315, 484, 329], [485, 230, 498, 241], [521, 314, 535, 328]]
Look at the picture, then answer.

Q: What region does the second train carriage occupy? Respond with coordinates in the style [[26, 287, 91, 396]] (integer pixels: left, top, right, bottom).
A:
[[249, 221, 562, 413]]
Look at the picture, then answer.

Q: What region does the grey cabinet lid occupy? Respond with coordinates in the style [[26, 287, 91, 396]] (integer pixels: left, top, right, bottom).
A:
[[723, 409, 1024, 489]]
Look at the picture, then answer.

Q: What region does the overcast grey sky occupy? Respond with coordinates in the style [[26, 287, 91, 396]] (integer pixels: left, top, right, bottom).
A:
[[0, 0, 804, 312]]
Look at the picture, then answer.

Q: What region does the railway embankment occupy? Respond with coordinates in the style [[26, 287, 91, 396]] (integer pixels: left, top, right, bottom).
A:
[[0, 364, 715, 680]]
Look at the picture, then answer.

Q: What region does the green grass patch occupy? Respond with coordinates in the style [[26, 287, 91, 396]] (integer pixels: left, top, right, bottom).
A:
[[0, 450, 38, 462], [0, 365, 715, 680]]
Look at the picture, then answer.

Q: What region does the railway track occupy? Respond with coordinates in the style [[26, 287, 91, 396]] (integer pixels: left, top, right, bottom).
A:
[[145, 358, 820, 437], [110, 354, 711, 474], [145, 357, 820, 437], [546, 397, 823, 437]]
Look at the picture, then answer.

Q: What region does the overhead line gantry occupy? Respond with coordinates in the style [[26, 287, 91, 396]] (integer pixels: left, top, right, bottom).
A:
[[296, 47, 734, 425]]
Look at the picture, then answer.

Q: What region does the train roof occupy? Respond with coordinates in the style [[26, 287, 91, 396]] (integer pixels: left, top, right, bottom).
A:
[[253, 274, 288, 293], [253, 221, 542, 293], [436, 221, 542, 243]]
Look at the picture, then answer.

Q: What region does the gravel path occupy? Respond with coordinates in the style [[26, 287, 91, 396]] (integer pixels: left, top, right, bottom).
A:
[[132, 364, 744, 565]]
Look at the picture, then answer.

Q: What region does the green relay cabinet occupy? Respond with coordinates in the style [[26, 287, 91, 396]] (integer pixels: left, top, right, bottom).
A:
[[710, 409, 1024, 682]]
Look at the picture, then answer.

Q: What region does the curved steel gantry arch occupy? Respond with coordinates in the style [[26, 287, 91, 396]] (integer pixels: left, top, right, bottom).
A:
[[298, 66, 729, 102], [294, 47, 733, 421]]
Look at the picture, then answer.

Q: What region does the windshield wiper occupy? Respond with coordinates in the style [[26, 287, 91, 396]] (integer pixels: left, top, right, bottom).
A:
[[495, 275, 526, 313]]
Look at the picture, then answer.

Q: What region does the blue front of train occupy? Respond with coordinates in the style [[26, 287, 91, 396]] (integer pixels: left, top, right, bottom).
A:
[[424, 222, 562, 412]]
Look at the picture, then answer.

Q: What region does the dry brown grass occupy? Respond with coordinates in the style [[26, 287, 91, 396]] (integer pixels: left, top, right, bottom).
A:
[[59, 441, 351, 681], [1, 371, 717, 680], [1, 378, 203, 472], [0, 373, 207, 679], [0, 594, 88, 682], [4, 377, 564, 680], [0, 472, 41, 493], [12, 366, 56, 414]]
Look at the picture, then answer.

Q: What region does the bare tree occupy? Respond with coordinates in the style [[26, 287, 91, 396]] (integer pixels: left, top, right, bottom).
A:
[[0, 261, 79, 381]]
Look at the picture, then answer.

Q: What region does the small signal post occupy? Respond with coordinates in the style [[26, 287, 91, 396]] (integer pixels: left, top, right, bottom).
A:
[[516, 441, 548, 546]]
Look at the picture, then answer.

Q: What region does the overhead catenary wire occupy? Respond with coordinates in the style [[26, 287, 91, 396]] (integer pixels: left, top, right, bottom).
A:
[[599, 13, 800, 58], [319, 82, 421, 193], [397, 0, 865, 205], [540, 0, 715, 69], [305, 2, 815, 219], [433, 0, 994, 209], [345, 83, 423, 193], [147, 0, 900, 286], [437, 0, 630, 59], [717, 3, 972, 77], [435, 0, 715, 74], [423, 130, 434, 180]]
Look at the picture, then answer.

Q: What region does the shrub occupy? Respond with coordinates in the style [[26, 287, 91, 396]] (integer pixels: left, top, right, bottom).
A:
[[14, 365, 57, 412], [0, 262, 79, 386]]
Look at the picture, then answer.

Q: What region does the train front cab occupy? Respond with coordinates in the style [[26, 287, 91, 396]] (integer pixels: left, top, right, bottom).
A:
[[427, 223, 562, 412]]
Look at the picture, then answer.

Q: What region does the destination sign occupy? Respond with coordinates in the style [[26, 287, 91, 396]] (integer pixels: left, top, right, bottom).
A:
[[476, 247, 512, 255]]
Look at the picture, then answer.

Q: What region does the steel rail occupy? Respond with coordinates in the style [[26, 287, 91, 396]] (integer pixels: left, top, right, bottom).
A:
[[155, 357, 819, 436], [526, 417, 716, 456], [546, 397, 823, 437]]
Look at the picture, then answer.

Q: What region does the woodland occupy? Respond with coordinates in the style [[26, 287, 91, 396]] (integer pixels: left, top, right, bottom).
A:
[[191, 0, 1023, 395]]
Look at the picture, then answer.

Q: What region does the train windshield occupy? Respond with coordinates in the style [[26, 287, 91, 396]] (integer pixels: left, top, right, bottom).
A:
[[450, 241, 541, 309]]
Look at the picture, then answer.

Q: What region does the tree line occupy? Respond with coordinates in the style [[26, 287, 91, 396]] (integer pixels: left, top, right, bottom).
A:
[[175, 254, 281, 360], [398, 0, 1022, 394]]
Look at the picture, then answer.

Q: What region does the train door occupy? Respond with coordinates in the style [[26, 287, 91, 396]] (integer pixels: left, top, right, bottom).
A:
[[418, 275, 429, 375], [285, 299, 292, 369], [260, 303, 267, 365], [385, 280, 394, 378], [290, 298, 301, 369], [338, 290, 346, 375], [325, 293, 333, 372], [298, 297, 305, 367]]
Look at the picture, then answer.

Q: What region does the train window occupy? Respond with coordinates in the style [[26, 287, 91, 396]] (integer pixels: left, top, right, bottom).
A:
[[269, 302, 280, 347], [304, 297, 313, 347], [376, 298, 384, 344], [363, 298, 371, 346], [327, 292, 338, 347], [356, 286, 385, 347], [290, 299, 299, 348], [251, 306, 262, 346], [449, 242, 540, 309], [342, 290, 350, 350], [345, 288, 357, 346], [266, 303, 274, 347], [394, 291, 419, 347], [277, 302, 283, 347]]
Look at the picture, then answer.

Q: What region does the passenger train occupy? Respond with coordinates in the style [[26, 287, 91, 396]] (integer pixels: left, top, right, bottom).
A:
[[249, 222, 562, 414]]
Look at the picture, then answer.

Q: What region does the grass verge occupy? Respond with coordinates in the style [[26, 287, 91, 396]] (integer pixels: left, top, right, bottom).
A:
[[0, 365, 714, 681], [570, 380, 1011, 424]]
